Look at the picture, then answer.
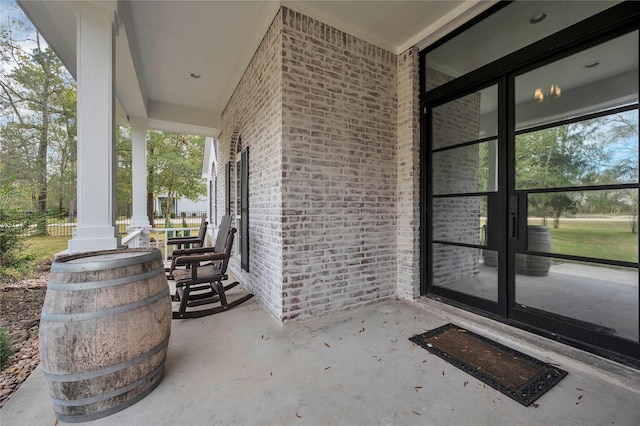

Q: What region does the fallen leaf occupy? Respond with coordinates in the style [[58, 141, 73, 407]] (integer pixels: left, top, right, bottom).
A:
[[576, 388, 585, 391], [412, 411, 421, 416], [270, 372, 273, 376], [464, 381, 468, 387], [324, 342, 331, 348], [261, 334, 264, 339], [578, 395, 584, 400], [414, 386, 422, 391], [324, 366, 331, 370], [442, 370, 445, 376], [296, 413, 302, 419], [532, 403, 540, 408]]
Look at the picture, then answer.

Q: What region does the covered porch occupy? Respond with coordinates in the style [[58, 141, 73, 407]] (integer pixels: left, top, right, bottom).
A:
[[8, 0, 640, 423], [3, 292, 640, 425]]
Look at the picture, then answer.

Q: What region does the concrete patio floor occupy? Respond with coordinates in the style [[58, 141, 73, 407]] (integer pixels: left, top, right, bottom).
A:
[[2, 288, 640, 425]]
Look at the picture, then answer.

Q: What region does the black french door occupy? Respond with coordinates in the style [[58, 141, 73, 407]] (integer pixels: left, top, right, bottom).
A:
[[424, 28, 640, 363]]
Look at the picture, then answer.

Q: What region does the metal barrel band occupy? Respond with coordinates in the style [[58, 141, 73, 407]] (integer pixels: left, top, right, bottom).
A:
[[51, 370, 164, 424], [41, 287, 170, 322], [43, 336, 169, 382], [49, 361, 165, 407], [51, 250, 161, 273], [47, 267, 164, 291]]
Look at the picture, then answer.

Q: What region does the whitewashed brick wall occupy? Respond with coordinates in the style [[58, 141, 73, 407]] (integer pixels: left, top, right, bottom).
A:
[[218, 13, 284, 319], [218, 7, 422, 321], [396, 47, 421, 300], [280, 7, 397, 320]]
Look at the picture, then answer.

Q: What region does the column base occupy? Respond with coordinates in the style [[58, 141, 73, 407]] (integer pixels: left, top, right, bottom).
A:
[[68, 226, 121, 253]]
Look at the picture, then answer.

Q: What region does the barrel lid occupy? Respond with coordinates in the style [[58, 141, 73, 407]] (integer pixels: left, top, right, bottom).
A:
[[52, 249, 161, 272]]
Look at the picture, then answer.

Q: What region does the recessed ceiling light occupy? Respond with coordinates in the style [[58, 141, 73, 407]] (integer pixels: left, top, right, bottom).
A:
[[585, 61, 600, 69], [529, 12, 547, 24], [190, 73, 201, 79]]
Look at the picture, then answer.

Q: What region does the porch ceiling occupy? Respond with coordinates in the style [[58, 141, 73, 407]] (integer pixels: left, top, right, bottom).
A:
[[17, 0, 496, 137]]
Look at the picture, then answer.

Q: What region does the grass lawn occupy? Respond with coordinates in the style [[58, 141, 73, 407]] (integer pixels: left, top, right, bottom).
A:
[[547, 220, 638, 263], [22, 235, 70, 263]]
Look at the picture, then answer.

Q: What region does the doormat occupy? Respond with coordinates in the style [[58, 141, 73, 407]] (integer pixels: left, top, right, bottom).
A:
[[409, 323, 568, 406]]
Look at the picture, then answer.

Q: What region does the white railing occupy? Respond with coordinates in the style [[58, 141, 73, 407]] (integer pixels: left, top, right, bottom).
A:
[[150, 226, 199, 262], [122, 228, 143, 247]]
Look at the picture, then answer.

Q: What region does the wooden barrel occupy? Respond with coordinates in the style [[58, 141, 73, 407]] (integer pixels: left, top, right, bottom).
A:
[[39, 249, 172, 423], [515, 226, 553, 277]]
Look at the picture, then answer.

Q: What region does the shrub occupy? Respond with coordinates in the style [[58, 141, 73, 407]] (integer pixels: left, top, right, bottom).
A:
[[166, 217, 174, 238], [0, 184, 36, 281], [0, 327, 14, 371], [181, 218, 189, 236]]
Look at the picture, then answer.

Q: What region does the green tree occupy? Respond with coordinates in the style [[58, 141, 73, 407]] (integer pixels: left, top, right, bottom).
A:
[[116, 126, 133, 216], [516, 121, 606, 227], [146, 131, 206, 221], [0, 2, 76, 232]]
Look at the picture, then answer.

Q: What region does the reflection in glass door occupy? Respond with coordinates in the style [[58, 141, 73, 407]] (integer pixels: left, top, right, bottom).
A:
[[512, 31, 639, 344], [429, 84, 501, 310], [427, 28, 640, 360]]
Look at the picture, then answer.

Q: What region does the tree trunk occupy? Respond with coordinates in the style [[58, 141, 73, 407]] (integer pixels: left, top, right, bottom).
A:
[[35, 62, 50, 235], [147, 191, 154, 227]]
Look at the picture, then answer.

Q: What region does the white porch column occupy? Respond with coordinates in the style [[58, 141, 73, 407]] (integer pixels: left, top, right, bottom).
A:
[[126, 117, 151, 248], [129, 118, 150, 228], [68, 5, 120, 253]]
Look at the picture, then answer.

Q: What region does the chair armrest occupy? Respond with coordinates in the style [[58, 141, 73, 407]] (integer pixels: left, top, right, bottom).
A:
[[167, 236, 201, 244], [172, 246, 218, 256], [174, 252, 226, 266]]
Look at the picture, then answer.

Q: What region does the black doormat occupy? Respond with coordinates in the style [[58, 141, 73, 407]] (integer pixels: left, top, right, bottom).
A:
[[409, 323, 568, 406]]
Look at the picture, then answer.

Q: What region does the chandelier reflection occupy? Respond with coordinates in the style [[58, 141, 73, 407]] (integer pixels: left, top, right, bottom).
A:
[[534, 84, 561, 102]]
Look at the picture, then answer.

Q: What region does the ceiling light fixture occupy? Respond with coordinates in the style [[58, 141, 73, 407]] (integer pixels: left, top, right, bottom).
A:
[[585, 61, 600, 69], [534, 84, 561, 103], [529, 12, 547, 24], [190, 73, 201, 79]]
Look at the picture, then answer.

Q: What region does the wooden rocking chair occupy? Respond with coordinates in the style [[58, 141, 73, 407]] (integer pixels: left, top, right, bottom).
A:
[[171, 227, 254, 319], [166, 215, 232, 279]]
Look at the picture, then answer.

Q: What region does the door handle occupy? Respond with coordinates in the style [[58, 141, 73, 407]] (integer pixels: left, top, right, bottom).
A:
[[509, 195, 518, 239]]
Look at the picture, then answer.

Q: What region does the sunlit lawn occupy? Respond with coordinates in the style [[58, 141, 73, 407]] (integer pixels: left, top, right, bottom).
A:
[[22, 235, 70, 262], [548, 220, 638, 263]]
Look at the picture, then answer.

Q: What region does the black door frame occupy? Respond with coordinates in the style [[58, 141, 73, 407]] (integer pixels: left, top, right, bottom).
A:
[[420, 1, 640, 366]]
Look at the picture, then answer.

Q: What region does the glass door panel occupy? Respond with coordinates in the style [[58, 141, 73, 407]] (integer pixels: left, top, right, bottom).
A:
[[430, 84, 499, 306], [512, 30, 639, 344], [526, 190, 639, 263], [515, 260, 639, 342], [515, 31, 638, 130]]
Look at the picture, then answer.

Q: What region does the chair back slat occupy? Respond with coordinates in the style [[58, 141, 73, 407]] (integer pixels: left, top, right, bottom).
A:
[[219, 228, 236, 275], [214, 215, 232, 253], [196, 216, 208, 244]]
